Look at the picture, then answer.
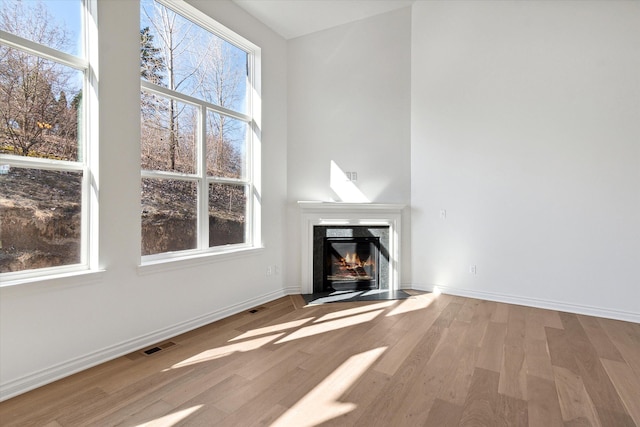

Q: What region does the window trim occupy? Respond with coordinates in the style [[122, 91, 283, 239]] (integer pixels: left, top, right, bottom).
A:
[[0, 0, 98, 286], [139, 0, 261, 266]]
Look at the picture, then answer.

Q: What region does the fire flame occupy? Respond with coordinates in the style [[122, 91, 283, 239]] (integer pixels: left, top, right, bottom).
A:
[[344, 252, 360, 266]]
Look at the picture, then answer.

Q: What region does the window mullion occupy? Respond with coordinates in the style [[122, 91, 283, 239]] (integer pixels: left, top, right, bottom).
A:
[[198, 104, 209, 250]]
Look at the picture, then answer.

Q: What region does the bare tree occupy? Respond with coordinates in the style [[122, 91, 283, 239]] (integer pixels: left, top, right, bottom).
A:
[[141, 0, 246, 177], [198, 38, 246, 178], [0, 0, 79, 159], [141, 1, 204, 172]]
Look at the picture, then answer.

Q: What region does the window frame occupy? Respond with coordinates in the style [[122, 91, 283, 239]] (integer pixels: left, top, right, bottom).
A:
[[139, 0, 261, 265], [0, 0, 98, 285]]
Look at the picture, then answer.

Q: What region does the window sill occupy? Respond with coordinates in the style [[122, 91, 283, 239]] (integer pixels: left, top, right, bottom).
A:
[[137, 246, 265, 276], [0, 269, 106, 292]]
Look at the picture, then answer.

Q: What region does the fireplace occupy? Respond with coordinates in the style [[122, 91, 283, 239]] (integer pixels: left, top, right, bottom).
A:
[[323, 236, 380, 292], [298, 202, 404, 294], [313, 225, 389, 294]]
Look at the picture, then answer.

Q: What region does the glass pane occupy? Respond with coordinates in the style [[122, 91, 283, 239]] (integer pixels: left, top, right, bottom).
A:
[[0, 47, 83, 161], [209, 183, 246, 247], [0, 0, 84, 57], [0, 166, 82, 273], [206, 110, 247, 179], [141, 178, 197, 256], [140, 0, 248, 114], [141, 93, 197, 174]]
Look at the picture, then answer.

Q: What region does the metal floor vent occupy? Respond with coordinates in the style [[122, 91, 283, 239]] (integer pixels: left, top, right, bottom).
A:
[[142, 341, 176, 356]]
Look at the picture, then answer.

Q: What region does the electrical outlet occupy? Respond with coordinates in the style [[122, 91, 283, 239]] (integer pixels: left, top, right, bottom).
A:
[[439, 209, 447, 219], [266, 266, 272, 276], [469, 265, 477, 275]]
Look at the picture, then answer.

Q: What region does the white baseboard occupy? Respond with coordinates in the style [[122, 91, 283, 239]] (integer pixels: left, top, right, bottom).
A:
[[411, 283, 640, 324], [0, 288, 287, 402], [283, 285, 302, 295]]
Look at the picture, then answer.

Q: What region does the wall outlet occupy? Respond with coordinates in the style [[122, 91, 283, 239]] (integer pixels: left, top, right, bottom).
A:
[[345, 172, 358, 182], [469, 265, 477, 274], [266, 265, 279, 276], [439, 209, 447, 219]]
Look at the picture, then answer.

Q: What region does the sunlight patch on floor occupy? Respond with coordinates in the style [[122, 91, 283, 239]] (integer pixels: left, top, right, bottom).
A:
[[229, 317, 314, 341], [135, 405, 202, 427], [386, 293, 436, 317], [167, 333, 285, 369], [271, 347, 387, 427], [276, 309, 384, 344], [314, 300, 396, 323]]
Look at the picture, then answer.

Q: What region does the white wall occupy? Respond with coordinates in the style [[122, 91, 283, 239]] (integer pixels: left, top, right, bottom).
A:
[[411, 1, 640, 321], [286, 8, 413, 289], [0, 0, 288, 400]]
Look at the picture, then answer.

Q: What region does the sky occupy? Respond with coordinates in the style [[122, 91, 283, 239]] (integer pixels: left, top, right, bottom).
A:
[[0, 0, 83, 56]]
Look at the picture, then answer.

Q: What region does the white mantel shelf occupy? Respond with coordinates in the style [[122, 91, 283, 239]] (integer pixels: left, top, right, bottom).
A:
[[298, 201, 405, 294], [298, 201, 405, 214]]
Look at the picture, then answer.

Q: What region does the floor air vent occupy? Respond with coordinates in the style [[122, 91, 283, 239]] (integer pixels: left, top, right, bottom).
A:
[[142, 341, 176, 356]]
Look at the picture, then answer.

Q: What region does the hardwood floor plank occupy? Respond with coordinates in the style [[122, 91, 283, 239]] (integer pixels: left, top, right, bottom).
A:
[[553, 365, 602, 426], [525, 338, 555, 381], [438, 299, 492, 406], [425, 398, 464, 426], [459, 367, 500, 426], [598, 317, 640, 379], [391, 318, 470, 425], [527, 374, 564, 427], [455, 297, 481, 323], [492, 301, 510, 323], [600, 358, 640, 426], [499, 305, 528, 400], [559, 312, 634, 425], [476, 321, 507, 372], [497, 392, 528, 426], [214, 349, 312, 413], [373, 304, 441, 376], [577, 315, 625, 362], [546, 326, 580, 374]]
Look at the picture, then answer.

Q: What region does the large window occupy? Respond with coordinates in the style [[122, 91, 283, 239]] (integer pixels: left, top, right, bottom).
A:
[[140, 0, 260, 261], [0, 0, 95, 279]]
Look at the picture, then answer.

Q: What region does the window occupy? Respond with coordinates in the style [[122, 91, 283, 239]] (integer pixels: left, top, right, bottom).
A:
[[0, 0, 95, 280], [140, 0, 260, 261]]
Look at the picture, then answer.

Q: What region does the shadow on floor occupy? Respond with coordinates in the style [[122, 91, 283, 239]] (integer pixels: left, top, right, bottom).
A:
[[302, 289, 418, 305]]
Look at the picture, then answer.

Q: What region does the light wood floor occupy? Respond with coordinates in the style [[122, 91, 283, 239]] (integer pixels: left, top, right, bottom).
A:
[[1, 292, 639, 426]]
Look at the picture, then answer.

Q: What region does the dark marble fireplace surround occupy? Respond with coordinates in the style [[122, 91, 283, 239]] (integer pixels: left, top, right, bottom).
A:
[[313, 225, 390, 294]]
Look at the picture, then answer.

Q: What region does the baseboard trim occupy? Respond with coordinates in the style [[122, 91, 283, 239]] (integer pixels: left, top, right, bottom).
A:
[[0, 288, 286, 402], [411, 284, 640, 323], [283, 285, 302, 295]]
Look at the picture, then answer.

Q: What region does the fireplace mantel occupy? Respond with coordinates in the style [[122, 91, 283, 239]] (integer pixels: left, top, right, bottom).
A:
[[298, 201, 404, 294]]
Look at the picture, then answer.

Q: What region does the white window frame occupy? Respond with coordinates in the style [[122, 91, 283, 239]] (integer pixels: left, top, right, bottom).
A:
[[0, 0, 99, 286], [140, 0, 261, 265]]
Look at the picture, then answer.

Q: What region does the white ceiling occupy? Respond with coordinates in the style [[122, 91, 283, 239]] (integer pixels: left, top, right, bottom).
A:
[[232, 0, 415, 40]]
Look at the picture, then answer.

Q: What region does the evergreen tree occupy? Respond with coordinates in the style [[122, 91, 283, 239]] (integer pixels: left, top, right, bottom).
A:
[[140, 26, 165, 84]]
